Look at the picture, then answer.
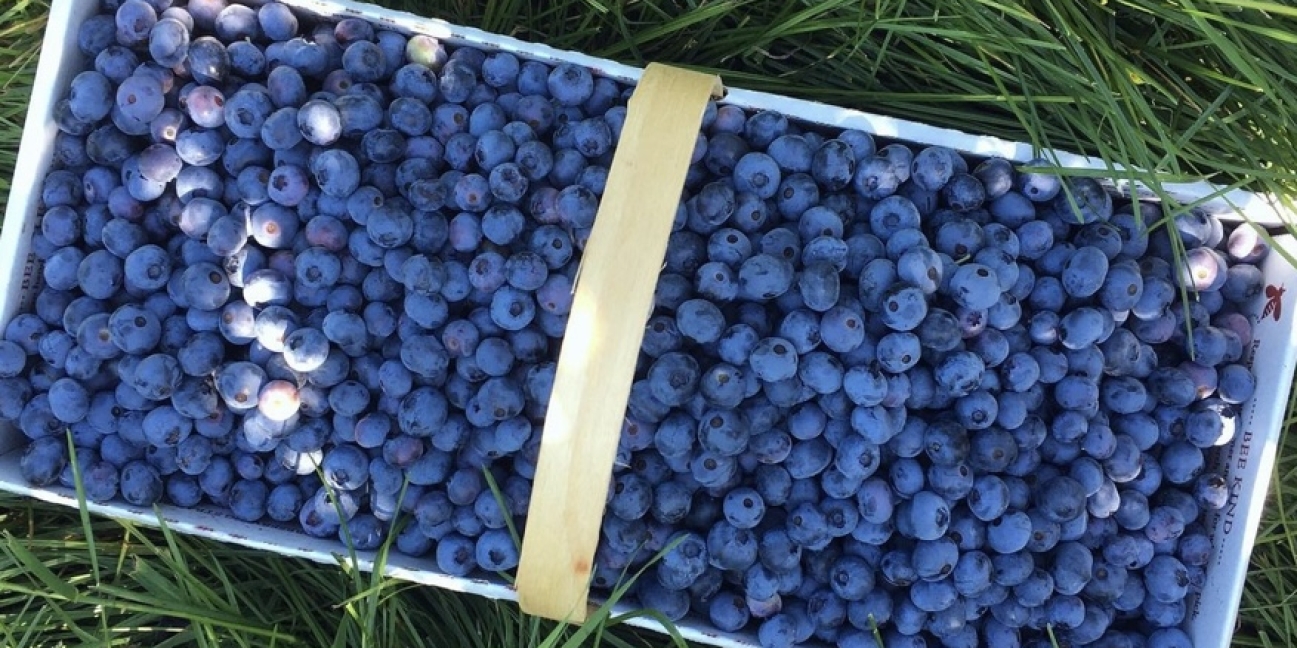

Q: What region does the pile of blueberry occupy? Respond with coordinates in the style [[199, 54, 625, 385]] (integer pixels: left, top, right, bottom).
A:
[[2, 1, 1271, 646]]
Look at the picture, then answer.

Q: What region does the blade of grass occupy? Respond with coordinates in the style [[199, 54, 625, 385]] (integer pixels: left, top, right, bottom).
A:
[[0, 532, 78, 601], [64, 432, 101, 586]]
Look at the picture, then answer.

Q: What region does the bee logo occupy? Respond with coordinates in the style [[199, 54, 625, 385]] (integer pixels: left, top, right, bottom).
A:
[[1263, 284, 1286, 322]]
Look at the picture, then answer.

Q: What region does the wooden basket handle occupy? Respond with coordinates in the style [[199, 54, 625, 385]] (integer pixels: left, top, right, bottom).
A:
[[515, 63, 723, 623]]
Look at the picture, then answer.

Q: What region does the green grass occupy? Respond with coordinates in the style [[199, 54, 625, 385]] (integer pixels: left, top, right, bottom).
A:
[[0, 490, 683, 648], [0, 0, 41, 203], [2, 0, 1297, 646]]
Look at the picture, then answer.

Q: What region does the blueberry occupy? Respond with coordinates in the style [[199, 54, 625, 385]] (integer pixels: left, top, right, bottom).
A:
[[116, 0, 159, 47], [1013, 158, 1062, 201], [1226, 223, 1270, 263], [908, 146, 958, 191], [691, 365, 747, 413], [1177, 247, 1229, 292], [467, 527, 517, 573], [1157, 442, 1204, 486], [547, 63, 594, 106], [1218, 363, 1256, 403], [1102, 376, 1149, 415], [78, 250, 125, 300], [68, 71, 116, 126], [745, 337, 796, 382], [726, 152, 782, 200], [1142, 554, 1191, 605], [119, 460, 163, 506], [982, 510, 1031, 555], [1191, 473, 1229, 512], [943, 173, 986, 211], [222, 478, 268, 522], [244, 2, 295, 38], [871, 331, 917, 375], [43, 247, 85, 292]]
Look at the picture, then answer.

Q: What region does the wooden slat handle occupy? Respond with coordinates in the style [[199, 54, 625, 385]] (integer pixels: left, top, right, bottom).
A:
[[515, 63, 723, 623]]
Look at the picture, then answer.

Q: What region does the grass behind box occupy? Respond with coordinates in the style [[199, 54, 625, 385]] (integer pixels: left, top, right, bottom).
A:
[[2, 0, 1297, 646]]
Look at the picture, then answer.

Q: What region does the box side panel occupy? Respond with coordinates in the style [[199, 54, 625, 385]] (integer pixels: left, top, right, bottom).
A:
[[0, 0, 98, 456], [1185, 234, 1297, 647]]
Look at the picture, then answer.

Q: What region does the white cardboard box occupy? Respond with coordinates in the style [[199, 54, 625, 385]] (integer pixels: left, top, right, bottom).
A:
[[2, 1, 1295, 646]]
